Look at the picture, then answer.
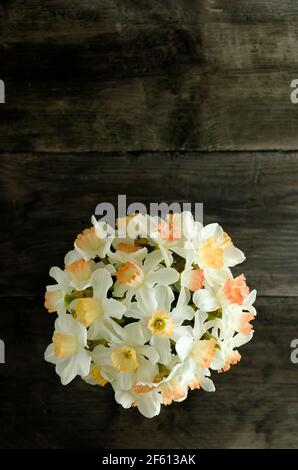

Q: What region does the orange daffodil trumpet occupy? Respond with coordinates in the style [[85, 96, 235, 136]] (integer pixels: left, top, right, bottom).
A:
[[44, 212, 257, 418]]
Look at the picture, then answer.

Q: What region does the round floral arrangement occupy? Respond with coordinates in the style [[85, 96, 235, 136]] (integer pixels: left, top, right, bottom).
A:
[[44, 212, 256, 418]]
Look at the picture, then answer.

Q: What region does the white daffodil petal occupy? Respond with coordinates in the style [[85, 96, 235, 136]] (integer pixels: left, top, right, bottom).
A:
[[54, 312, 73, 335], [138, 345, 159, 364], [233, 332, 253, 348], [87, 318, 104, 340], [64, 250, 82, 266], [113, 282, 128, 298], [115, 371, 134, 391], [150, 336, 171, 365], [201, 377, 216, 392], [44, 344, 56, 364], [210, 350, 225, 370], [224, 245, 246, 267], [147, 268, 179, 287], [143, 250, 163, 272], [137, 393, 161, 418], [160, 246, 173, 268], [56, 356, 78, 386], [103, 298, 126, 320], [114, 390, 134, 409], [201, 223, 223, 241], [171, 305, 194, 324], [101, 318, 125, 343], [92, 268, 113, 299], [136, 358, 158, 383], [175, 336, 193, 361], [193, 311, 208, 338], [75, 349, 91, 377], [180, 211, 196, 240], [246, 289, 257, 305], [153, 285, 174, 312], [193, 289, 219, 312], [49, 266, 69, 291], [92, 345, 112, 366], [124, 302, 146, 320], [123, 322, 151, 346], [171, 325, 193, 342], [136, 286, 157, 315]]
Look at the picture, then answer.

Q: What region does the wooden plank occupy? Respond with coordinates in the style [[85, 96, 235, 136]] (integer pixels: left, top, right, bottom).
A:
[[1, 2, 298, 151], [0, 295, 297, 448], [2, 1, 298, 35], [2, 71, 298, 152], [1, 151, 297, 297]]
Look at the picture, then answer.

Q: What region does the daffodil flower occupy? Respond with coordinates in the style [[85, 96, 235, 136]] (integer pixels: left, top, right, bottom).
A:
[[44, 313, 91, 385], [175, 311, 217, 370], [114, 384, 162, 419], [109, 236, 148, 265], [192, 273, 256, 313], [210, 328, 253, 373], [222, 303, 255, 337], [148, 213, 181, 267], [44, 266, 73, 315], [73, 268, 126, 340], [91, 322, 159, 392], [177, 222, 245, 285], [113, 249, 179, 301], [125, 285, 194, 365], [192, 275, 256, 336], [74, 216, 114, 260]]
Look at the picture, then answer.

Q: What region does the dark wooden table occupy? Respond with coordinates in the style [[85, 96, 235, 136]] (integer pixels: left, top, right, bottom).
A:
[[0, 1, 298, 449]]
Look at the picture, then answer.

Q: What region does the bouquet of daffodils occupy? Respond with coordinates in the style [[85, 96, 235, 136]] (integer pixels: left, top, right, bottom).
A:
[[44, 212, 256, 418]]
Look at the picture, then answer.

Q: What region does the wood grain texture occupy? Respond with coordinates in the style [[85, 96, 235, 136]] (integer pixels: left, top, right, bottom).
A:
[[0, 295, 297, 449], [1, 0, 298, 451], [1, 151, 297, 297], [1, 1, 298, 151]]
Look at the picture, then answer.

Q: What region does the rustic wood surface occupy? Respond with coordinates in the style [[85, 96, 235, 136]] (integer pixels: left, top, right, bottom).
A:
[[1, 1, 298, 151], [0, 1, 298, 449]]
